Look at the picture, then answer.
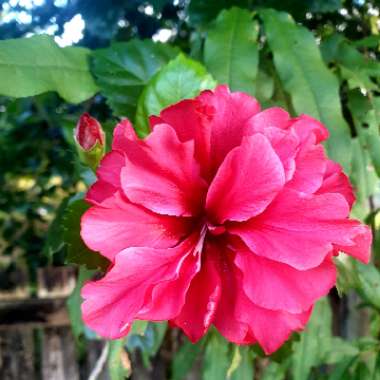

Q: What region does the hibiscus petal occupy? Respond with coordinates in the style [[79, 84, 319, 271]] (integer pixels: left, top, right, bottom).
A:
[[85, 151, 125, 205], [150, 99, 212, 177], [112, 119, 138, 151], [229, 189, 368, 270], [248, 107, 290, 132], [287, 144, 328, 194], [213, 250, 255, 345], [199, 85, 261, 172], [290, 114, 329, 144], [171, 242, 222, 342], [206, 133, 285, 223], [236, 292, 312, 354], [121, 124, 207, 216], [81, 236, 201, 339], [234, 243, 336, 313], [317, 160, 355, 208], [333, 222, 372, 264], [81, 192, 191, 261]]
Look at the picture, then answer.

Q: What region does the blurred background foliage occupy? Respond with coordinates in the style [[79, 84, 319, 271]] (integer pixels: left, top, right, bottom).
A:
[[1, 0, 380, 379]]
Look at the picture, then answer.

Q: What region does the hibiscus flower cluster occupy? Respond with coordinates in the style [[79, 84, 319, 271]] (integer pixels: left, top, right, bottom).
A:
[[80, 85, 371, 354]]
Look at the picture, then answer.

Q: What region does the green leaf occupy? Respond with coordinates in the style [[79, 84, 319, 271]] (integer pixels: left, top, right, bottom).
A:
[[108, 339, 131, 380], [171, 339, 204, 380], [261, 9, 352, 170], [292, 298, 332, 380], [204, 7, 259, 95], [261, 362, 287, 380], [229, 346, 254, 380], [135, 54, 216, 136], [322, 35, 380, 91], [43, 197, 69, 259], [91, 39, 179, 119], [354, 261, 380, 310], [188, 0, 249, 26], [0, 35, 98, 103], [62, 198, 109, 270], [202, 333, 229, 380], [66, 266, 95, 340]]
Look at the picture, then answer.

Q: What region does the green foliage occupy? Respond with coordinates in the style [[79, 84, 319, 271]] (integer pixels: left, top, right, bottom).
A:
[[108, 339, 131, 380], [2, 1, 380, 379], [62, 198, 109, 270], [202, 333, 229, 380], [204, 7, 258, 95], [135, 54, 216, 135], [67, 266, 95, 340], [171, 339, 204, 380], [0, 35, 98, 103], [261, 9, 352, 170], [91, 40, 179, 119]]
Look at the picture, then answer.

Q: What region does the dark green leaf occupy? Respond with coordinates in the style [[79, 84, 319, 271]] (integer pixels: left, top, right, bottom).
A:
[[135, 54, 216, 136], [91, 39, 179, 119], [62, 199, 109, 270], [188, 0, 249, 26], [261, 9, 351, 170], [292, 298, 332, 380], [0, 35, 98, 103], [171, 339, 204, 380], [204, 7, 259, 95]]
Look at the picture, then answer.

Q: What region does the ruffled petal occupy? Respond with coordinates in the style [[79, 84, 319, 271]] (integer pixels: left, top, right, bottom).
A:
[[81, 192, 191, 261], [236, 291, 312, 354], [287, 144, 328, 194], [81, 235, 201, 339], [121, 124, 207, 216], [289, 114, 329, 144], [171, 242, 221, 342], [317, 160, 355, 208], [248, 107, 290, 132], [206, 134, 285, 223], [229, 189, 368, 270], [112, 119, 138, 151], [199, 85, 261, 172], [233, 241, 336, 313], [333, 222, 372, 264], [213, 248, 255, 345]]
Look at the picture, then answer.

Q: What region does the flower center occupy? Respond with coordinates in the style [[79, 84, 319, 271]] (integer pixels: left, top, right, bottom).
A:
[[205, 221, 226, 236]]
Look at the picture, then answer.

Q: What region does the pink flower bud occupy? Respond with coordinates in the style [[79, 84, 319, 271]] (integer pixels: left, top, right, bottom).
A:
[[75, 113, 105, 151]]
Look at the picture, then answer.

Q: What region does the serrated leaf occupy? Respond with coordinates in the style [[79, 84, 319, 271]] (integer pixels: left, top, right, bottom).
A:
[[354, 261, 380, 309], [0, 35, 98, 103], [62, 199, 109, 270], [292, 298, 332, 380], [202, 333, 229, 380], [171, 339, 204, 380], [204, 7, 259, 95], [135, 54, 216, 136], [91, 39, 179, 118], [261, 9, 351, 170]]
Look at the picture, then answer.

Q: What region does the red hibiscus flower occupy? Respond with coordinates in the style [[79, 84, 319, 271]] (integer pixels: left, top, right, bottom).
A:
[[80, 85, 371, 354]]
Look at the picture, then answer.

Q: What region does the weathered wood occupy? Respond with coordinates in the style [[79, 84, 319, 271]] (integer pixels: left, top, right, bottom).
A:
[[0, 268, 30, 301], [37, 266, 76, 298], [0, 327, 36, 380], [41, 326, 79, 380]]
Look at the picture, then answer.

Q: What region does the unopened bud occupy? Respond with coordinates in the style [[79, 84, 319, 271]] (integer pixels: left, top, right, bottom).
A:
[[74, 113, 105, 171]]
